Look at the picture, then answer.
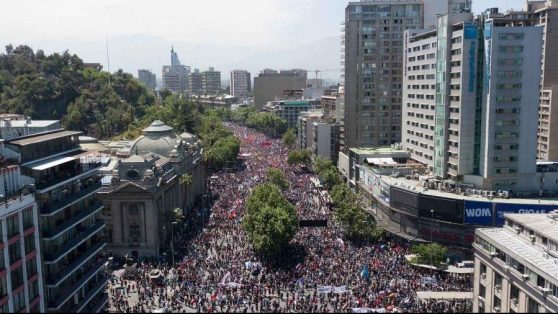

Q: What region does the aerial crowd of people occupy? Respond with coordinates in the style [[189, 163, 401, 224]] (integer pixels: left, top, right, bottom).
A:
[[108, 123, 473, 313]]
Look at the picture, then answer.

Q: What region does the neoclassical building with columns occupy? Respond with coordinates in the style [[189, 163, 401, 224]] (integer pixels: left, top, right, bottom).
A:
[[97, 121, 207, 258]]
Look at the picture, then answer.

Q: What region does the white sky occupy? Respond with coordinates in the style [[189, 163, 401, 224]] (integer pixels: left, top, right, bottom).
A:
[[0, 0, 527, 80]]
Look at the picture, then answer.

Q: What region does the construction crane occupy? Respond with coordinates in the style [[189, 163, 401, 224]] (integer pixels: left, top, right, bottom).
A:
[[308, 69, 341, 79]]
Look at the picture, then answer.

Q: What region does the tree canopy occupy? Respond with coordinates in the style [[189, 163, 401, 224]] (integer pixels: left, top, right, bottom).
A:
[[243, 183, 298, 258], [287, 149, 312, 166], [0, 45, 155, 139], [266, 168, 290, 190], [410, 243, 448, 268], [282, 128, 296, 149]]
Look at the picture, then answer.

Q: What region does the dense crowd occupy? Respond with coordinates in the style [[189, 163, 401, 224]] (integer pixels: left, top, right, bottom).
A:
[[108, 123, 473, 313]]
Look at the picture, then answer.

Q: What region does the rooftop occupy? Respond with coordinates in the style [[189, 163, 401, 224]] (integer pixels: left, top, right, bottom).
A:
[[0, 120, 60, 128], [477, 226, 558, 281], [350, 147, 408, 155], [8, 130, 82, 146], [506, 213, 558, 243], [379, 174, 558, 205]]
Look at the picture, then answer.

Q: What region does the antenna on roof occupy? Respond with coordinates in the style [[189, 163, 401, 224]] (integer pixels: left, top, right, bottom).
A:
[[106, 37, 111, 86]]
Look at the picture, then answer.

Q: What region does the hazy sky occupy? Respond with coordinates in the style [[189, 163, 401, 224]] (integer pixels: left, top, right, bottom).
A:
[[0, 0, 527, 81]]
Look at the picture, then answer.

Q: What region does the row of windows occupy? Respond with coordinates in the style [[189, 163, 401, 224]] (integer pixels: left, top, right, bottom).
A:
[[407, 42, 437, 53], [495, 144, 520, 150]]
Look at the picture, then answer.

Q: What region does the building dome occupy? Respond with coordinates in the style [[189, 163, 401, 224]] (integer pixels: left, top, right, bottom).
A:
[[124, 121, 184, 158]]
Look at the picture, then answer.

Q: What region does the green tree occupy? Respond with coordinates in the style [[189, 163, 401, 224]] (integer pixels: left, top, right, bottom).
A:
[[314, 157, 334, 177], [287, 149, 312, 166], [266, 168, 289, 190], [243, 183, 298, 258], [282, 128, 296, 149], [180, 173, 193, 186], [410, 243, 448, 268], [321, 168, 342, 190]]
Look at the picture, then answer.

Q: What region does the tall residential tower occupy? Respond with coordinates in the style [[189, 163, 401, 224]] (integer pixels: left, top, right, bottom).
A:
[[343, 0, 472, 150]]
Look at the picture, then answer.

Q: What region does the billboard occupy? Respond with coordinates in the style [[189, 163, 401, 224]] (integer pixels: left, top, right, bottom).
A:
[[390, 187, 419, 217], [494, 203, 558, 226], [362, 170, 390, 205], [418, 195, 463, 224], [464, 201, 494, 226]]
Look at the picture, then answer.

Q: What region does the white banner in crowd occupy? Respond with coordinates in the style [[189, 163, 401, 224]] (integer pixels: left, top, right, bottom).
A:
[[333, 285, 347, 294], [317, 286, 333, 294], [352, 308, 387, 313]]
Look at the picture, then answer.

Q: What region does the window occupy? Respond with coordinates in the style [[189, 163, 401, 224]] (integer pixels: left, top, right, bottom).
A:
[[497, 71, 522, 79], [499, 46, 524, 53], [7, 214, 19, 237], [22, 207, 34, 229], [0, 277, 6, 297], [499, 33, 524, 40], [9, 241, 21, 264], [23, 235, 34, 256], [528, 297, 539, 313], [498, 58, 523, 66], [128, 204, 140, 216], [26, 259, 37, 278], [11, 266, 23, 290]]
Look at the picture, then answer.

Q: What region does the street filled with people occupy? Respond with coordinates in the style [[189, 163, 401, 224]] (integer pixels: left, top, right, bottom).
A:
[[108, 123, 473, 313]]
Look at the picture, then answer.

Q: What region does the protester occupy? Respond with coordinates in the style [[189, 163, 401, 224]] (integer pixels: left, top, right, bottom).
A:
[[108, 123, 472, 313]]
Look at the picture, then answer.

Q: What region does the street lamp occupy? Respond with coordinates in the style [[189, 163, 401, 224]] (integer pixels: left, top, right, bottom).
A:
[[430, 209, 434, 277], [171, 221, 178, 268]]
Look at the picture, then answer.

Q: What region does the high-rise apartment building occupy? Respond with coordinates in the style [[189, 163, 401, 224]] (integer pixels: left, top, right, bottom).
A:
[[472, 212, 558, 313], [253, 69, 307, 110], [402, 9, 545, 191], [162, 48, 190, 93], [529, 1, 558, 161], [201, 67, 221, 95], [138, 69, 156, 90], [0, 149, 44, 313], [188, 69, 203, 95], [6, 129, 108, 313], [230, 70, 251, 99], [343, 0, 472, 150]]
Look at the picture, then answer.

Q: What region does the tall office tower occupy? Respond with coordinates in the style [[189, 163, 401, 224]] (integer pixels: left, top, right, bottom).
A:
[[6, 130, 108, 313], [529, 1, 558, 161], [253, 69, 307, 110], [343, 0, 472, 150], [201, 67, 221, 95], [230, 70, 251, 98], [171, 46, 180, 67], [402, 9, 544, 191], [188, 69, 203, 95], [162, 48, 190, 93], [138, 69, 157, 90], [0, 147, 45, 313]]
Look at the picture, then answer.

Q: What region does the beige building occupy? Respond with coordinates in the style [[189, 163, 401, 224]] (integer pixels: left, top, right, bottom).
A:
[[253, 69, 307, 110], [97, 121, 206, 258], [473, 212, 558, 313]]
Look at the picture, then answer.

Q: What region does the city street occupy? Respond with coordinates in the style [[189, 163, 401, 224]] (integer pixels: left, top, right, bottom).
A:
[[108, 123, 473, 313]]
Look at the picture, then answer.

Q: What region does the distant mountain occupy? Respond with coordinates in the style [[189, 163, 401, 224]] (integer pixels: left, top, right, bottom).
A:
[[8, 34, 341, 81]]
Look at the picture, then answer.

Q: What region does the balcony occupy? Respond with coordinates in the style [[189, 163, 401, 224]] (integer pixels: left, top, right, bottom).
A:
[[80, 292, 108, 313], [35, 162, 102, 192], [41, 182, 102, 216], [43, 221, 105, 263], [42, 202, 103, 240], [76, 277, 110, 313], [46, 260, 106, 311], [46, 239, 106, 287]]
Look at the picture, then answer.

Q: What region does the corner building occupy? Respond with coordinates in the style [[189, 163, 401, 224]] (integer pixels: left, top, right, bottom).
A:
[[6, 130, 108, 313], [473, 212, 558, 313], [0, 149, 44, 313]]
